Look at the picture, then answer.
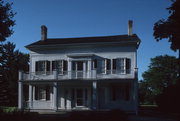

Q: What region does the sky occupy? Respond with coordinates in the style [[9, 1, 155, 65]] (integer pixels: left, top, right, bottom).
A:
[[7, 0, 178, 80]]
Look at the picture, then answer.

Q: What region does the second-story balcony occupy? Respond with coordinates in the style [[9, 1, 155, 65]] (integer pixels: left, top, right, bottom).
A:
[[19, 69, 137, 81]]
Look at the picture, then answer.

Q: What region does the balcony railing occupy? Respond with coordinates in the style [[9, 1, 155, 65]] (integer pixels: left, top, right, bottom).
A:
[[19, 69, 135, 81]]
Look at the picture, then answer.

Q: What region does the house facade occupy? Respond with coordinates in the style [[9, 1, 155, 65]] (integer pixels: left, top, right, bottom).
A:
[[18, 20, 141, 113]]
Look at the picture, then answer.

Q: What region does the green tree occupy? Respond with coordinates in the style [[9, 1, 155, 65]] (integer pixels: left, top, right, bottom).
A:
[[140, 55, 178, 104], [153, 0, 180, 83], [0, 0, 16, 42], [0, 42, 29, 106]]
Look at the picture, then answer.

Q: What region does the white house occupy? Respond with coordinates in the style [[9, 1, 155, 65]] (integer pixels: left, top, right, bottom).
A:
[[18, 20, 141, 113]]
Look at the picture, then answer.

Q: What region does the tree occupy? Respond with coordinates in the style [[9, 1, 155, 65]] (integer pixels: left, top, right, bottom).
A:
[[0, 0, 16, 42], [140, 55, 178, 104], [0, 42, 29, 106], [153, 0, 180, 84]]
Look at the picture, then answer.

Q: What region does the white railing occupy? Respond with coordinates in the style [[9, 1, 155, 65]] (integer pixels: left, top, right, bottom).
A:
[[25, 100, 52, 109], [20, 69, 135, 81]]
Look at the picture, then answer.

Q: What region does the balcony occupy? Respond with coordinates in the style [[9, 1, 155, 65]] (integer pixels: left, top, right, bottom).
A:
[[19, 69, 137, 81]]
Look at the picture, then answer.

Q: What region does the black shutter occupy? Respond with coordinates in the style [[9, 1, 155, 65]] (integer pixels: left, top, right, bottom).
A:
[[93, 59, 97, 69], [52, 61, 56, 71], [35, 61, 39, 72], [46, 61, 50, 72], [63, 60, 67, 71], [126, 58, 131, 74], [35, 86, 38, 100], [112, 59, 117, 70], [107, 59, 111, 70]]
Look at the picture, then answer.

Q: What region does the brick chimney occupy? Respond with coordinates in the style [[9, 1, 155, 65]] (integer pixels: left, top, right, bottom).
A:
[[41, 25, 47, 40], [128, 20, 133, 36]]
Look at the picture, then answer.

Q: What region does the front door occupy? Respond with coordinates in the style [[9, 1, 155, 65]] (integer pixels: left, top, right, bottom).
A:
[[76, 88, 84, 106]]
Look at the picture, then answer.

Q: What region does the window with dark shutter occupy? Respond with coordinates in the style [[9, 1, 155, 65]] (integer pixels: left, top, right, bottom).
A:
[[35, 61, 39, 72], [63, 60, 67, 71], [126, 58, 131, 74], [106, 59, 111, 70], [35, 86, 38, 100], [112, 59, 117, 73], [46, 61, 50, 72], [93, 59, 97, 69]]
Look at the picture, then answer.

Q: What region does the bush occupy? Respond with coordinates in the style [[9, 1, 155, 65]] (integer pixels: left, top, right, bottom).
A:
[[155, 85, 179, 113]]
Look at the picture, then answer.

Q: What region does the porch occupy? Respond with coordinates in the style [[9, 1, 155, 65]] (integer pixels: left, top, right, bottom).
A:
[[18, 80, 138, 113]]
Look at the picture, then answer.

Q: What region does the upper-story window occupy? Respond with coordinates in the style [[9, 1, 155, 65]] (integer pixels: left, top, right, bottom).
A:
[[102, 58, 131, 74], [35, 61, 50, 74], [117, 58, 131, 74], [52, 60, 67, 74], [35, 60, 67, 75]]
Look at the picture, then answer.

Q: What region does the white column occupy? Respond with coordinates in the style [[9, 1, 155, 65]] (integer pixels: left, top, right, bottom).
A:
[[33, 86, 35, 100], [18, 81, 23, 110], [61, 88, 65, 109], [88, 60, 92, 78], [83, 61, 87, 78], [68, 61, 72, 79], [66, 88, 71, 110], [92, 81, 97, 110], [29, 85, 33, 108], [53, 82, 58, 111]]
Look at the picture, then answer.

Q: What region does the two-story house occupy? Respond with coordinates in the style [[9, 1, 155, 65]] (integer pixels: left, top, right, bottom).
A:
[[18, 20, 140, 113]]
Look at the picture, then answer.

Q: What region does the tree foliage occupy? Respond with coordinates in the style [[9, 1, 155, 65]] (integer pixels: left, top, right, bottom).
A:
[[0, 42, 29, 106], [153, 0, 180, 51], [0, 0, 16, 42], [139, 55, 178, 104]]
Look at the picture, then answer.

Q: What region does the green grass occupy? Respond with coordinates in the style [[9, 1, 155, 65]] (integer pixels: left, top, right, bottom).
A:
[[140, 104, 158, 107], [0, 106, 18, 113]]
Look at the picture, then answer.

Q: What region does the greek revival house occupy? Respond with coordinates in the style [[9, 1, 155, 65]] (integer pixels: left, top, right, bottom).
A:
[[18, 20, 140, 113]]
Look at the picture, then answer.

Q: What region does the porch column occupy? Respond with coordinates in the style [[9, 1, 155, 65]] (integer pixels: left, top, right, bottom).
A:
[[53, 82, 58, 111], [92, 81, 97, 110], [111, 59, 113, 74], [18, 81, 23, 110], [68, 61, 72, 79], [88, 60, 92, 78], [83, 61, 87, 78], [29, 85, 33, 108], [60, 88, 65, 109], [66, 88, 71, 110]]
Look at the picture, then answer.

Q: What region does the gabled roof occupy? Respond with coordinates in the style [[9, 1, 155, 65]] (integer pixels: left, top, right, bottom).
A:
[[25, 34, 141, 49]]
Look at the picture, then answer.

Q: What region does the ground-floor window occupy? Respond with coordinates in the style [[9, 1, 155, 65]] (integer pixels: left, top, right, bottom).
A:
[[35, 85, 50, 100], [110, 84, 130, 101]]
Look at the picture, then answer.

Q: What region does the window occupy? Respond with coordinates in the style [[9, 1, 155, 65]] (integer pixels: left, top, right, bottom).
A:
[[52, 60, 67, 74], [35, 85, 50, 100], [35, 61, 50, 74], [117, 58, 131, 74], [119, 58, 126, 74], [102, 59, 111, 74], [110, 84, 130, 101]]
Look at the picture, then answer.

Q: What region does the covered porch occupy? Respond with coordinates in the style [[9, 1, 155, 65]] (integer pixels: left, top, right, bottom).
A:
[[18, 79, 137, 113]]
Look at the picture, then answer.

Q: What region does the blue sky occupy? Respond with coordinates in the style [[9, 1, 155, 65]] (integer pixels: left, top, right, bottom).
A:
[[7, 0, 178, 80]]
